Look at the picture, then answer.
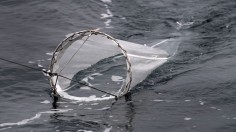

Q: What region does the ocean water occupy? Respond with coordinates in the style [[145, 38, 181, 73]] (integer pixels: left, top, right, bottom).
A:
[[0, 0, 236, 131]]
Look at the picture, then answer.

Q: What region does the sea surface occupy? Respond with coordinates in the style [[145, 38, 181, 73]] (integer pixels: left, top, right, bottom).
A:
[[0, 0, 236, 132]]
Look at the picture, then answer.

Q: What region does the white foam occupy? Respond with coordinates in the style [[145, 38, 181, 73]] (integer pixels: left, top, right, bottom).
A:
[[91, 103, 99, 106], [0, 114, 41, 127], [28, 61, 35, 64], [184, 117, 192, 121], [0, 127, 12, 131], [120, 17, 126, 20], [101, 0, 112, 3], [176, 21, 194, 26], [199, 100, 204, 105], [103, 126, 112, 132], [96, 106, 110, 110], [38, 64, 43, 67], [40, 100, 50, 104], [101, 13, 112, 19], [153, 99, 164, 102], [210, 107, 216, 109], [0, 109, 72, 128], [100, 3, 113, 28], [210, 106, 221, 111], [153, 99, 172, 102], [104, 19, 112, 27], [176, 21, 194, 30], [111, 75, 123, 82], [46, 52, 53, 56]]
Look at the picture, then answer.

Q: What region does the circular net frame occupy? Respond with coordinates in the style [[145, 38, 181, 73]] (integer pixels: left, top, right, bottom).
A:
[[49, 30, 132, 101]]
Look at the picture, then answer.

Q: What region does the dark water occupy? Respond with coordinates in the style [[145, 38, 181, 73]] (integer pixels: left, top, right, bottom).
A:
[[0, 0, 236, 131]]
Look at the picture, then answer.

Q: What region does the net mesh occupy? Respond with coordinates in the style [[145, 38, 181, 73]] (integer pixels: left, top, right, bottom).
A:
[[49, 30, 179, 102]]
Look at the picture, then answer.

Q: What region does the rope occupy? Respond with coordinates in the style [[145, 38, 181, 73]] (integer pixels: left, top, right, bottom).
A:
[[0, 57, 118, 100]]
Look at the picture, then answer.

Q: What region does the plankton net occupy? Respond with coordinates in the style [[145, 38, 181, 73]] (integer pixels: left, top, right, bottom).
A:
[[49, 30, 179, 102]]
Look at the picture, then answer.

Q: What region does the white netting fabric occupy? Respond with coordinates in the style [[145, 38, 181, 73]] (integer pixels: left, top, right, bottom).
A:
[[49, 30, 179, 102]]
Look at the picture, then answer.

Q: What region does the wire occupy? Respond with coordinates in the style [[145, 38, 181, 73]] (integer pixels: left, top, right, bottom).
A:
[[0, 57, 43, 72], [0, 57, 118, 99]]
